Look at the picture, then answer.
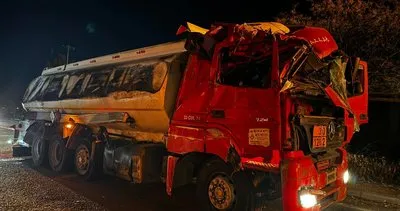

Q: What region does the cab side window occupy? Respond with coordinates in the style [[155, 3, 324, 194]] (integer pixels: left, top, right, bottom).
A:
[[218, 46, 272, 89]]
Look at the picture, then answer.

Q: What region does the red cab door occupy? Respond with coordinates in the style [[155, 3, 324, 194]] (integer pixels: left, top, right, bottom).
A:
[[207, 44, 281, 158]]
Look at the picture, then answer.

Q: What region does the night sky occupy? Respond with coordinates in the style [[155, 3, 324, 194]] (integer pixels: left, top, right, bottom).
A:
[[0, 0, 293, 106]]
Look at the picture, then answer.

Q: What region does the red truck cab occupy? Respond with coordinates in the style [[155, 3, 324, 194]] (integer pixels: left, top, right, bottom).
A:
[[166, 22, 368, 210]]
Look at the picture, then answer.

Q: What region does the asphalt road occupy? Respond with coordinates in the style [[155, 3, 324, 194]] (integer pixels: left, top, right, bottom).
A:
[[0, 121, 399, 211]]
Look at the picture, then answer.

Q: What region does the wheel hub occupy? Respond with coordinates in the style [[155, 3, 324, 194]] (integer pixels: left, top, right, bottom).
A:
[[76, 147, 89, 171], [208, 175, 235, 210]]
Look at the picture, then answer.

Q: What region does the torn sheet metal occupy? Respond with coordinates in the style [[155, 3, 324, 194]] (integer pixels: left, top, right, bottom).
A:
[[281, 53, 360, 131], [290, 27, 338, 59], [280, 80, 294, 93], [181, 21, 289, 37], [326, 57, 360, 131], [277, 27, 359, 126], [236, 22, 290, 35], [181, 22, 290, 59], [329, 58, 348, 106], [186, 22, 209, 35]]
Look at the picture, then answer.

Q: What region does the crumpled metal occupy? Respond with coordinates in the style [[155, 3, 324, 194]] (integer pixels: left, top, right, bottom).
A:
[[329, 57, 360, 131], [236, 22, 290, 35], [186, 22, 209, 35]]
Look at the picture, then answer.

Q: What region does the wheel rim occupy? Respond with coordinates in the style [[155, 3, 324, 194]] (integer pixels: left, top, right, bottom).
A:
[[208, 175, 236, 210], [75, 145, 90, 175]]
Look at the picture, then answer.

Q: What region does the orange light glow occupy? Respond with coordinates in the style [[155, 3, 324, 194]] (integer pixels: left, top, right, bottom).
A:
[[65, 123, 74, 129]]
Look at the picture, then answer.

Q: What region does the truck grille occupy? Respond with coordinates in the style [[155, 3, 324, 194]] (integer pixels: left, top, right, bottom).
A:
[[298, 115, 344, 153]]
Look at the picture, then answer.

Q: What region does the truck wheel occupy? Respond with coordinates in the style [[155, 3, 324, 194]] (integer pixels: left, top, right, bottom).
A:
[[29, 123, 48, 167], [48, 136, 72, 172], [74, 141, 102, 181], [75, 143, 91, 177], [196, 159, 254, 211]]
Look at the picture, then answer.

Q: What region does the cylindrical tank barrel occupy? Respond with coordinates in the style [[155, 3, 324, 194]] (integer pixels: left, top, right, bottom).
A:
[[22, 53, 188, 133]]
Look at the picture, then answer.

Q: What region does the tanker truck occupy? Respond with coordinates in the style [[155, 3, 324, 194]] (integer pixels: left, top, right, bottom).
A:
[[13, 22, 368, 211]]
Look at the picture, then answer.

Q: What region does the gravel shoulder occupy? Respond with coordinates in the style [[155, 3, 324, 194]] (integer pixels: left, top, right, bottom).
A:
[[0, 159, 106, 211]]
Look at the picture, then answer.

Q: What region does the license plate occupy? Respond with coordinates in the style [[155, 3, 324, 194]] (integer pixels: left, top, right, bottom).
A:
[[313, 125, 327, 148]]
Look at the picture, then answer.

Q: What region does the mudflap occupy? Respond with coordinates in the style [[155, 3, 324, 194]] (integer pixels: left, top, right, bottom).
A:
[[12, 145, 31, 157]]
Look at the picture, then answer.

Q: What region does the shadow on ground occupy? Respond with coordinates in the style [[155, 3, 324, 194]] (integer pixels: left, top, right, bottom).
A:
[[22, 159, 199, 211]]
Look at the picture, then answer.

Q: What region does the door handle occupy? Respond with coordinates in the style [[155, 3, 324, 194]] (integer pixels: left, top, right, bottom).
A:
[[211, 110, 225, 118]]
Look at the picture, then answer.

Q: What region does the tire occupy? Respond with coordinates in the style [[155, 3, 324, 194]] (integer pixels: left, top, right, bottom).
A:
[[74, 141, 103, 181], [48, 136, 72, 173], [196, 159, 255, 211], [29, 123, 48, 167]]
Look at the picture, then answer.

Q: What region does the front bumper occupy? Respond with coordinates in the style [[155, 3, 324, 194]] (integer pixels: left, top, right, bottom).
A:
[[281, 149, 348, 211]]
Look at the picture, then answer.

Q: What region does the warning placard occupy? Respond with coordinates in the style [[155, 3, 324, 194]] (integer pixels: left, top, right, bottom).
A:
[[248, 128, 270, 147]]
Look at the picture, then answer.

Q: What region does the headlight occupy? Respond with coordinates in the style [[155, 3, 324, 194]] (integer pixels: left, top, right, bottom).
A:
[[343, 170, 350, 184], [300, 193, 317, 208]]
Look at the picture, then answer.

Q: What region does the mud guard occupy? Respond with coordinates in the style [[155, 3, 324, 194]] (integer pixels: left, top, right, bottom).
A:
[[166, 156, 178, 196]]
